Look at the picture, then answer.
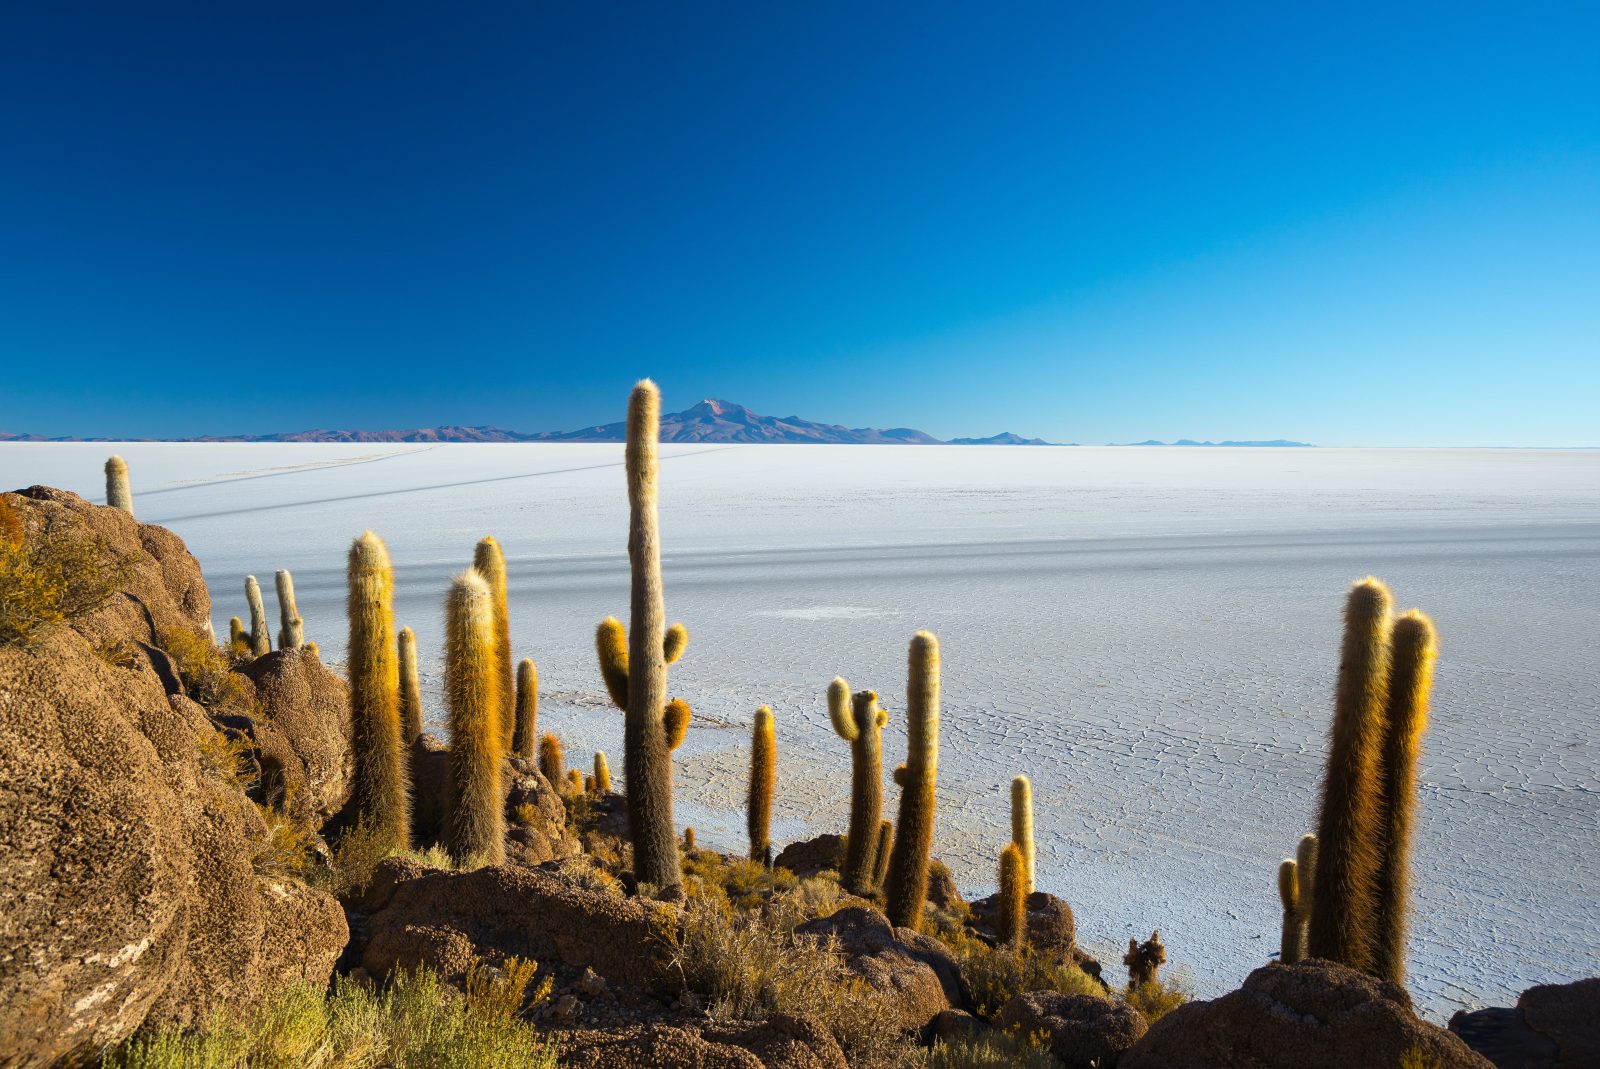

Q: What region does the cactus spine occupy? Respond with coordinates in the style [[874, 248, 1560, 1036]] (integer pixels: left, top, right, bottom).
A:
[[398, 626, 423, 744], [443, 568, 504, 865], [105, 455, 133, 516], [347, 531, 410, 850], [1373, 610, 1437, 986], [594, 751, 612, 794], [884, 630, 940, 930], [999, 842, 1028, 949], [244, 575, 271, 656], [871, 820, 894, 893], [831, 677, 888, 895], [513, 658, 538, 760], [1307, 577, 1392, 970], [472, 537, 515, 753], [539, 732, 564, 789], [748, 706, 776, 863], [275, 569, 305, 650], [1011, 774, 1035, 894]]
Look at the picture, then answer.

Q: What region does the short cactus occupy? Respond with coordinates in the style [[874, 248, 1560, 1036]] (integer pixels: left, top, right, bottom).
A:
[[1011, 774, 1035, 894], [513, 658, 539, 760], [584, 773, 596, 793], [275, 569, 304, 650], [748, 706, 776, 864], [472, 536, 515, 752], [228, 616, 248, 652], [683, 826, 696, 852], [566, 768, 584, 796], [244, 575, 271, 656], [398, 626, 423, 744], [304, 641, 320, 660], [998, 842, 1028, 949], [105, 456, 133, 516], [443, 568, 504, 866], [1278, 858, 1302, 964], [830, 677, 888, 895], [884, 630, 940, 930], [1125, 931, 1166, 988], [347, 531, 410, 851], [539, 732, 564, 789], [594, 751, 613, 794]]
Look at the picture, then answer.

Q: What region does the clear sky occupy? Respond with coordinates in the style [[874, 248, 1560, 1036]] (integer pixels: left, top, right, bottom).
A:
[[2, 3, 1596, 445]]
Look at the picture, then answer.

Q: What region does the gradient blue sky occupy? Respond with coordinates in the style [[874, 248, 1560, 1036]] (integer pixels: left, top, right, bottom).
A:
[[2, 3, 1596, 445]]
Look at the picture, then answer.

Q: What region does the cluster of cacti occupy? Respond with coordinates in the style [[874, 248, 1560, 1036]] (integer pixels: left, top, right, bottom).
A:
[[830, 678, 888, 894], [473, 537, 515, 751], [998, 842, 1028, 949], [244, 575, 271, 656], [1277, 833, 1318, 964], [1011, 775, 1035, 895], [398, 626, 423, 744], [275, 569, 304, 650], [1306, 578, 1438, 984], [513, 658, 538, 759], [1125, 931, 1166, 988], [105, 455, 133, 515], [748, 706, 776, 864], [347, 531, 411, 850], [443, 569, 504, 865], [883, 630, 941, 930]]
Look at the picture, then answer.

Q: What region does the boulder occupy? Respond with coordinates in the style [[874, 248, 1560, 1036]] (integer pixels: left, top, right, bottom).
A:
[[998, 991, 1146, 1068], [240, 647, 352, 826], [774, 835, 845, 879], [1120, 959, 1496, 1069], [504, 757, 582, 866], [408, 732, 451, 844], [926, 860, 965, 912], [794, 905, 967, 1033], [557, 1013, 847, 1069], [1450, 977, 1600, 1068], [969, 890, 1076, 955]]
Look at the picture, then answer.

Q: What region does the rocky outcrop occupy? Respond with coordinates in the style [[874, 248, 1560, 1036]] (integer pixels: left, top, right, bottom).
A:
[[773, 835, 845, 879], [998, 991, 1146, 1068], [504, 757, 582, 866], [1450, 977, 1600, 1069], [793, 906, 967, 1033], [557, 1013, 848, 1069], [240, 646, 352, 825], [969, 889, 1076, 954], [1120, 959, 1496, 1069]]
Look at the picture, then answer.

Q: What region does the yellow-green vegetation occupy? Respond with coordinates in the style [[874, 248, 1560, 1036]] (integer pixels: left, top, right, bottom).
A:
[[682, 846, 800, 915], [274, 569, 304, 650], [593, 751, 612, 794], [472, 536, 515, 753], [159, 626, 255, 717], [1121, 969, 1193, 1023], [105, 455, 134, 515], [512, 657, 538, 759], [397, 626, 423, 745], [1010, 775, 1035, 894], [251, 795, 320, 881], [998, 843, 1027, 949], [346, 531, 410, 853], [953, 934, 1104, 1019], [920, 1030, 1059, 1069], [97, 962, 557, 1069], [197, 727, 256, 791], [830, 678, 889, 895], [747, 705, 776, 863], [884, 630, 940, 930], [444, 568, 505, 867], [244, 575, 271, 657], [1399, 1045, 1446, 1069], [538, 732, 564, 788], [0, 495, 132, 650]]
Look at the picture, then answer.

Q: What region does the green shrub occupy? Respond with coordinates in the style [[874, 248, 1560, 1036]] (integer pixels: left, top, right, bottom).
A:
[[160, 627, 254, 717], [1121, 968, 1194, 1023], [0, 496, 132, 650], [953, 935, 1105, 1019]]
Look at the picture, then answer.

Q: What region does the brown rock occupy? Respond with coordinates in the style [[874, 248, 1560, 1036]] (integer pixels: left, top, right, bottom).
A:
[[240, 646, 352, 825], [1121, 959, 1496, 1069], [969, 890, 1076, 954], [794, 905, 967, 1033], [408, 732, 450, 844], [504, 758, 581, 866], [1451, 977, 1600, 1069], [773, 834, 845, 879], [998, 991, 1146, 1068], [926, 859, 965, 912], [558, 1013, 847, 1069]]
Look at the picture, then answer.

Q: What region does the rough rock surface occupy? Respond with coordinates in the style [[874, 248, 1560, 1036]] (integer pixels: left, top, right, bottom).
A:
[[969, 890, 1076, 955], [504, 757, 582, 866], [0, 490, 345, 1067], [999, 991, 1147, 1068], [557, 1013, 848, 1069], [773, 834, 845, 879], [240, 647, 352, 825], [1120, 959, 1496, 1069], [1450, 977, 1600, 1069], [926, 861, 965, 912], [794, 906, 967, 1033]]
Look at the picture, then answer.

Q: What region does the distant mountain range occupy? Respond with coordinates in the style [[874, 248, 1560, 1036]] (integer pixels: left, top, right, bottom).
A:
[[0, 399, 1311, 447]]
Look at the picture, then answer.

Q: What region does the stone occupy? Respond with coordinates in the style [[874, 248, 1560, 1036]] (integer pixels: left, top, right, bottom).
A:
[[998, 991, 1147, 1068]]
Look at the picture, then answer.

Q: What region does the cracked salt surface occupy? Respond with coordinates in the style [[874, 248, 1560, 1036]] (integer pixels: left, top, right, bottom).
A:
[[6, 441, 1597, 1020]]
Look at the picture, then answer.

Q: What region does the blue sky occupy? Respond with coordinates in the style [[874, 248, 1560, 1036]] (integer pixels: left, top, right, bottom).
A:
[[2, 3, 1596, 445]]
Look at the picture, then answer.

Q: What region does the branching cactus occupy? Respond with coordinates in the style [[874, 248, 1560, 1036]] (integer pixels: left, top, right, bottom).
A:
[[539, 732, 564, 789], [347, 531, 410, 850], [472, 537, 515, 753], [1125, 931, 1167, 988], [275, 569, 305, 650], [444, 569, 505, 866], [594, 751, 613, 794], [830, 677, 888, 894], [513, 658, 539, 760], [748, 706, 776, 864], [999, 842, 1028, 949], [244, 576, 271, 656], [1281, 833, 1318, 965], [1011, 774, 1036, 894], [1308, 577, 1393, 970], [884, 630, 940, 930], [1374, 610, 1438, 986], [398, 626, 423, 744], [105, 455, 133, 516]]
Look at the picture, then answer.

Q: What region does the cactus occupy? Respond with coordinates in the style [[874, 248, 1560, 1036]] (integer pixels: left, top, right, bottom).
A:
[[1307, 577, 1393, 970], [683, 826, 696, 851], [275, 569, 305, 650], [999, 842, 1028, 949], [443, 568, 505, 866], [594, 751, 613, 794], [539, 732, 564, 789], [1011, 775, 1035, 894], [472, 537, 515, 753], [585, 773, 596, 794], [244, 575, 271, 656], [304, 641, 320, 660], [566, 768, 584, 796], [228, 616, 248, 651], [884, 630, 940, 930], [347, 531, 410, 850], [398, 626, 424, 744], [748, 706, 776, 863], [105, 455, 133, 516], [1125, 931, 1166, 988], [830, 677, 889, 895], [1278, 858, 1302, 964], [513, 658, 539, 760], [871, 820, 894, 893], [663, 698, 691, 750], [1280, 833, 1318, 965], [1373, 610, 1438, 986]]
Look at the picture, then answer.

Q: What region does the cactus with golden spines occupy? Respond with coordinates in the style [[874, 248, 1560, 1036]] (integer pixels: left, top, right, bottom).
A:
[[594, 751, 613, 795], [999, 842, 1028, 949], [871, 820, 894, 893], [683, 826, 696, 852], [1373, 610, 1438, 986], [1011, 775, 1035, 894], [105, 455, 133, 515], [398, 626, 423, 745], [244, 575, 271, 656], [1278, 858, 1302, 964], [584, 773, 596, 794], [539, 732, 564, 789], [304, 641, 320, 660], [443, 568, 504, 865], [748, 706, 776, 863], [471, 536, 515, 752], [228, 616, 249, 653], [884, 631, 940, 930], [1308, 577, 1393, 970], [566, 768, 585, 796], [513, 658, 539, 760], [347, 531, 410, 850], [830, 677, 888, 894], [275, 569, 305, 650]]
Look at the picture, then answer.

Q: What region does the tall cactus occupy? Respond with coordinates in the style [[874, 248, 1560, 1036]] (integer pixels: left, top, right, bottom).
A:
[[105, 455, 133, 516], [473, 536, 515, 753], [1308, 577, 1392, 970], [594, 750, 613, 794], [999, 842, 1028, 949], [1011, 774, 1036, 894], [398, 626, 423, 744], [884, 630, 940, 930], [275, 569, 305, 650], [830, 677, 888, 895], [444, 568, 505, 865], [1373, 610, 1438, 986], [513, 658, 539, 759], [347, 531, 410, 850], [244, 575, 271, 656], [748, 706, 776, 863]]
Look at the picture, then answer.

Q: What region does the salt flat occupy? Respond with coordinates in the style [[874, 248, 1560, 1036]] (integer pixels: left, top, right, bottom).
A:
[[5, 441, 1597, 1018]]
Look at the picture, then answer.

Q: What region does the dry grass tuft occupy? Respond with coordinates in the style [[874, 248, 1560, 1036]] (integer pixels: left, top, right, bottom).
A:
[[0, 499, 133, 650], [919, 1029, 1059, 1069], [949, 931, 1105, 1019], [1120, 968, 1194, 1023], [160, 627, 255, 717]]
